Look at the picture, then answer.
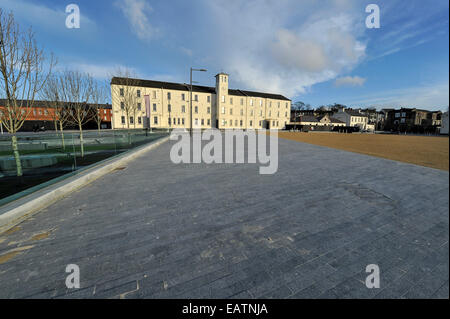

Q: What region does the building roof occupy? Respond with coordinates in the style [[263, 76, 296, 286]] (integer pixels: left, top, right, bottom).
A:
[[300, 115, 318, 122], [317, 115, 345, 123], [111, 77, 291, 101], [344, 109, 368, 117]]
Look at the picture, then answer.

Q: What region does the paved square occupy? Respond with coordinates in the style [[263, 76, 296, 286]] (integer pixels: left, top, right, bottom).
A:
[[0, 137, 448, 298]]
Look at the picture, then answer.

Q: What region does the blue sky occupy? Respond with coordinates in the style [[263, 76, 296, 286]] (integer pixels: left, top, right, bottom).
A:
[[0, 0, 448, 110]]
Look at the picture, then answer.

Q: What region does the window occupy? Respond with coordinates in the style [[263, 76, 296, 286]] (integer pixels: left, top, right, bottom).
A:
[[221, 119, 226, 126], [137, 90, 141, 98], [230, 97, 233, 105], [182, 105, 186, 113], [250, 120, 253, 127], [259, 121, 262, 126], [286, 103, 288, 108], [104, 116, 107, 121], [121, 116, 125, 124], [168, 104, 171, 112], [153, 104, 157, 111], [104, 109, 107, 114], [195, 119, 199, 126], [120, 102, 124, 110], [250, 99, 253, 106], [221, 106, 225, 114], [259, 100, 262, 106], [154, 116, 158, 124], [33, 110, 36, 115], [277, 102, 280, 108], [207, 119, 210, 125], [401, 112, 406, 117], [167, 92, 171, 100], [269, 111, 271, 117], [195, 106, 198, 114], [230, 108, 233, 115], [120, 88, 124, 96], [269, 101, 272, 107], [285, 112, 287, 117], [395, 112, 400, 118], [181, 93, 185, 101], [401, 118, 406, 123], [182, 118, 185, 125], [240, 109, 244, 116], [240, 120, 243, 127], [207, 96, 211, 103], [44, 110, 48, 115], [207, 107, 211, 114], [221, 96, 225, 103], [130, 116, 134, 124], [250, 110, 254, 116], [259, 110, 262, 116], [194, 95, 198, 102], [138, 117, 142, 124], [153, 91, 156, 99], [168, 118, 171, 125], [201, 119, 204, 125], [240, 98, 244, 106], [137, 103, 141, 111]]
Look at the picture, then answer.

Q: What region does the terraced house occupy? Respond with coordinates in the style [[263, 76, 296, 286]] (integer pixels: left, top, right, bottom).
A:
[[110, 73, 291, 130]]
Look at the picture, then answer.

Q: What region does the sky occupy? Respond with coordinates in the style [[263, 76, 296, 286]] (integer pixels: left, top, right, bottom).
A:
[[0, 0, 448, 111]]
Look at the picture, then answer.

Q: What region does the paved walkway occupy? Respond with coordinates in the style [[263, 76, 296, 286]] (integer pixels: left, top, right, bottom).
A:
[[0, 137, 448, 298]]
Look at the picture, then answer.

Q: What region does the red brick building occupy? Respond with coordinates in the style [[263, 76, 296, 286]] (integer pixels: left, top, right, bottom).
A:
[[0, 99, 112, 131]]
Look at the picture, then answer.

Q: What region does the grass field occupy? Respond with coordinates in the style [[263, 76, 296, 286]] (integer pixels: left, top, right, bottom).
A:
[[278, 132, 449, 171]]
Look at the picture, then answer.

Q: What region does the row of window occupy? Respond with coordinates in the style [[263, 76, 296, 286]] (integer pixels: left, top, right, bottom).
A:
[[220, 119, 283, 127], [121, 116, 142, 125], [117, 87, 290, 110], [119, 88, 142, 98], [220, 106, 288, 117], [221, 96, 289, 109], [351, 117, 367, 123]]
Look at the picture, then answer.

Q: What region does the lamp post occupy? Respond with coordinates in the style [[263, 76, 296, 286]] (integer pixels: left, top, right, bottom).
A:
[[190, 67, 207, 136]]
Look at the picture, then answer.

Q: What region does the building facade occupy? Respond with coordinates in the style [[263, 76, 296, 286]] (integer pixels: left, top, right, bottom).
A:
[[0, 99, 112, 132], [333, 108, 369, 130], [110, 73, 291, 130]]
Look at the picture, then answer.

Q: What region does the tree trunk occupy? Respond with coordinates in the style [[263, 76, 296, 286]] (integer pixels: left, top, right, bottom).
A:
[[11, 135, 23, 177], [79, 123, 84, 157], [59, 121, 65, 149]]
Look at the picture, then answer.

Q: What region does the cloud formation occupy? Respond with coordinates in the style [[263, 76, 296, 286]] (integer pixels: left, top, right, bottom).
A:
[[334, 76, 366, 87], [115, 0, 159, 41], [201, 0, 366, 98], [344, 81, 449, 111]]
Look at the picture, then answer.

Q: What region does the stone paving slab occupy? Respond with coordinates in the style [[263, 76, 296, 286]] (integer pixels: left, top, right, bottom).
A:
[[0, 136, 448, 299]]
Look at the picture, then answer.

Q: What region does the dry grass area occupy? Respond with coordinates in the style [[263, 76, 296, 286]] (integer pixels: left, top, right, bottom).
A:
[[278, 132, 449, 171]]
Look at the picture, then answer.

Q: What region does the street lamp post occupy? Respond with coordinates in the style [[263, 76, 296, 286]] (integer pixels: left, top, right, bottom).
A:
[[190, 67, 207, 136]]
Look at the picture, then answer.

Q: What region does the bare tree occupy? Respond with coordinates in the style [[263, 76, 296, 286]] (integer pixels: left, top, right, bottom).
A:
[[41, 73, 70, 149], [60, 70, 94, 157], [110, 67, 139, 130], [91, 80, 108, 132], [0, 9, 56, 176]]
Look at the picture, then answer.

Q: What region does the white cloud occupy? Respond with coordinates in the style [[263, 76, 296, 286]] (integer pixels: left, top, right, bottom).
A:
[[334, 76, 366, 87], [114, 0, 159, 41], [344, 82, 449, 111], [201, 0, 366, 98]]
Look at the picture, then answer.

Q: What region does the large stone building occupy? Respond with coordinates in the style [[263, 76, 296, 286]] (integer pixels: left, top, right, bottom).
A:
[[110, 73, 291, 130]]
